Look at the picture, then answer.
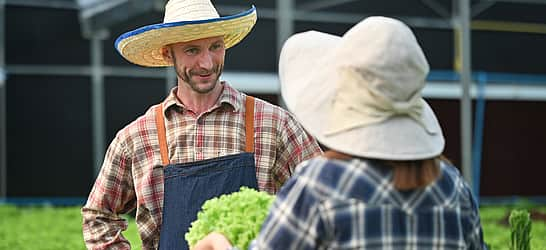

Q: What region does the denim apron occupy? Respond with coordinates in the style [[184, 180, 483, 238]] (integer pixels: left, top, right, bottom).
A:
[[156, 96, 258, 250]]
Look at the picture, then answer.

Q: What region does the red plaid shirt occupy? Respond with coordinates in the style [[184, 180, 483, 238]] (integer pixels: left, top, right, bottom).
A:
[[81, 82, 321, 249]]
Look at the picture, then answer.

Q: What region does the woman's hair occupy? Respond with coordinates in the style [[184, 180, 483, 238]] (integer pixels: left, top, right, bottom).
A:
[[324, 150, 450, 191], [387, 156, 444, 190]]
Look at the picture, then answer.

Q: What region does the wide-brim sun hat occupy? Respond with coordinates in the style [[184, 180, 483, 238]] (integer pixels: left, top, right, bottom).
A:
[[115, 0, 257, 67], [279, 16, 445, 160]]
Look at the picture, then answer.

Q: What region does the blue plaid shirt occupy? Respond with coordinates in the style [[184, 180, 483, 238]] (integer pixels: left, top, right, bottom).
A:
[[250, 157, 486, 249]]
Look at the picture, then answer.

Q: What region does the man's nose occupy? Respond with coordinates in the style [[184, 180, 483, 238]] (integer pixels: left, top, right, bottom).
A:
[[196, 51, 213, 69]]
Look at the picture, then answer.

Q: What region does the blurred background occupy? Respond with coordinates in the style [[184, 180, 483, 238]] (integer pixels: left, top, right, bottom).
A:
[[1, 0, 546, 206]]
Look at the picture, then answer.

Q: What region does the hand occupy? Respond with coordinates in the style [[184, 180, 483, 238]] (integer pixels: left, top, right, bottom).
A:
[[192, 232, 233, 250]]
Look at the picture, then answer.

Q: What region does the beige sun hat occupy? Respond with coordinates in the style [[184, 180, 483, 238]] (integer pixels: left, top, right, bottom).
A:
[[115, 0, 257, 67], [279, 16, 445, 160]]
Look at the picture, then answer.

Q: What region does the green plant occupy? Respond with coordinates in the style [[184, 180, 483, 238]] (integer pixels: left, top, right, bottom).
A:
[[509, 209, 532, 250], [0, 204, 141, 250], [185, 187, 275, 250]]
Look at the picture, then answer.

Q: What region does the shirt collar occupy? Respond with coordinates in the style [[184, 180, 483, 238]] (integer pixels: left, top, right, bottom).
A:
[[161, 81, 243, 114]]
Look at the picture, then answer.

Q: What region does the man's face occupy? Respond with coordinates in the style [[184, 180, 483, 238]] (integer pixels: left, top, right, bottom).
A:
[[166, 36, 225, 94]]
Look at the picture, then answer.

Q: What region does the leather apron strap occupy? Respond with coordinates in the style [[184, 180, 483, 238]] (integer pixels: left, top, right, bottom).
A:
[[244, 96, 255, 153], [155, 103, 170, 165]]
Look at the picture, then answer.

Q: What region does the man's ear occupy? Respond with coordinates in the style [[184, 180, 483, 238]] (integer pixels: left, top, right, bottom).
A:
[[161, 46, 173, 63]]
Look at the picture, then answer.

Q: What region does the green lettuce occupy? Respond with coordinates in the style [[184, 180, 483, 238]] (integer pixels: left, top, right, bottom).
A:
[[185, 187, 275, 249]]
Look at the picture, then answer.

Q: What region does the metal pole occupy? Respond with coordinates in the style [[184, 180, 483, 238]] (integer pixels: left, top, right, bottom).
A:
[[456, 0, 474, 187], [472, 72, 487, 204], [90, 30, 108, 177], [276, 0, 294, 55], [276, 0, 294, 107], [166, 67, 176, 95], [0, 0, 6, 199]]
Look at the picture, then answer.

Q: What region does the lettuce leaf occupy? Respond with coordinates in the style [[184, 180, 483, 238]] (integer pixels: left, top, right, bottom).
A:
[[185, 187, 275, 249]]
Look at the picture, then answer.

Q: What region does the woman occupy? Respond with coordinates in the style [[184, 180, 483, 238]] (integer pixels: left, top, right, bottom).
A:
[[195, 16, 486, 250]]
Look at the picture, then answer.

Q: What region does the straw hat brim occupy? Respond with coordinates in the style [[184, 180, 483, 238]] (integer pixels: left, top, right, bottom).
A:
[[115, 6, 257, 67], [280, 29, 445, 160]]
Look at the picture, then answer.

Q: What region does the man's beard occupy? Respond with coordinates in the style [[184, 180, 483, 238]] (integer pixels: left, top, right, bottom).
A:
[[175, 62, 223, 94]]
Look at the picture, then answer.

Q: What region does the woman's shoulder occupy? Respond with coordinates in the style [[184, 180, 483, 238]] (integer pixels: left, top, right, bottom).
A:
[[439, 160, 466, 184], [435, 160, 476, 205], [295, 156, 354, 176], [290, 157, 372, 197]]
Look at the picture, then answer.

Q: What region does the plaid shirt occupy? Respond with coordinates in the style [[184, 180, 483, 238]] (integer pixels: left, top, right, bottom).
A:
[[251, 157, 486, 250], [81, 82, 321, 250]]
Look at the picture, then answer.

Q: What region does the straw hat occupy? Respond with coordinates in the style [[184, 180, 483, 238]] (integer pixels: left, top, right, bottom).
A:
[[279, 16, 445, 160], [115, 0, 257, 67]]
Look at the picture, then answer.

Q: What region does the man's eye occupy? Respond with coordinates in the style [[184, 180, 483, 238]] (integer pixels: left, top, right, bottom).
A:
[[211, 43, 224, 50], [185, 48, 199, 55]]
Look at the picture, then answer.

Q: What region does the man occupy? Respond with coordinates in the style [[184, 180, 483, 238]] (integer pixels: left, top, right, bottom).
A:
[[81, 0, 321, 249]]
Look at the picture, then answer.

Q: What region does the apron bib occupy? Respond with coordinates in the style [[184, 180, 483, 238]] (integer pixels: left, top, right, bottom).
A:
[[157, 96, 258, 250]]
